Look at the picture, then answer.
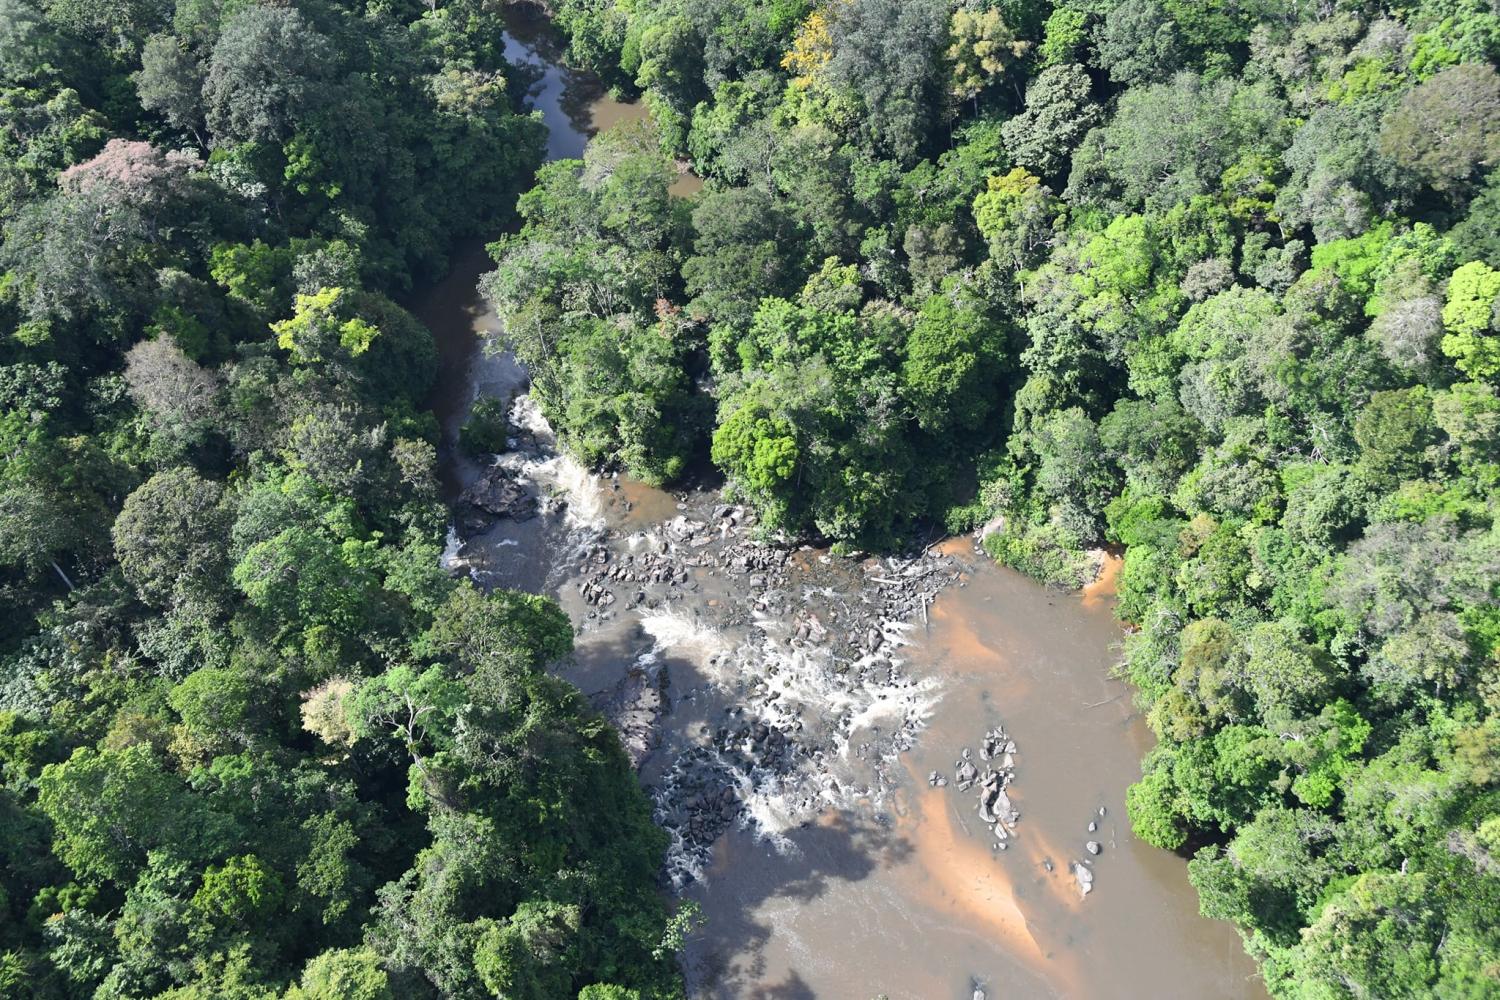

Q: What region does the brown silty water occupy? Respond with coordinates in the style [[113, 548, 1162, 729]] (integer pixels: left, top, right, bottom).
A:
[[416, 7, 1267, 999], [677, 545, 1265, 1000]]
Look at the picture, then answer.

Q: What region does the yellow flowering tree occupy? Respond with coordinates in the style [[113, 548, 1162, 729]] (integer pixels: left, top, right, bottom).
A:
[[946, 7, 1029, 105]]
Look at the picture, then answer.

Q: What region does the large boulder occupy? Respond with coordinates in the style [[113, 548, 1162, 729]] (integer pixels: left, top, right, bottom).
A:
[[460, 466, 537, 526]]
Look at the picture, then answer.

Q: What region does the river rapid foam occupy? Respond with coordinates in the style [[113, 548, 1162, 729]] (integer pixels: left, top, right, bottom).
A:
[[447, 384, 962, 885]]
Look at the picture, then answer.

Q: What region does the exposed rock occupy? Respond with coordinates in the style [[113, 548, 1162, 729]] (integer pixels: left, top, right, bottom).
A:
[[954, 759, 979, 790], [1086, 841, 1101, 856], [605, 660, 669, 769], [979, 726, 1007, 760], [1072, 861, 1094, 897], [448, 397, 976, 891], [460, 466, 537, 522], [993, 787, 1014, 820]]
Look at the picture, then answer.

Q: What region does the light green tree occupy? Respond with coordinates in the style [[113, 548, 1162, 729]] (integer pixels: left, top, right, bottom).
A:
[[1441, 261, 1500, 379]]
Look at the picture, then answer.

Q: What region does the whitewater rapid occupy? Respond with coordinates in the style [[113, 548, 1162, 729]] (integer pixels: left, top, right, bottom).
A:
[[445, 387, 960, 885]]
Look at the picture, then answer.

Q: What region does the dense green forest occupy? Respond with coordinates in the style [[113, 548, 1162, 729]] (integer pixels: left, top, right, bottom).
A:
[[4, 0, 1500, 996], [0, 1, 684, 998], [481, 0, 1500, 995]]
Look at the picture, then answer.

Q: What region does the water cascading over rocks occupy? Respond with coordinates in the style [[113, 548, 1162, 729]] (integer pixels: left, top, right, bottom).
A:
[[447, 384, 966, 884]]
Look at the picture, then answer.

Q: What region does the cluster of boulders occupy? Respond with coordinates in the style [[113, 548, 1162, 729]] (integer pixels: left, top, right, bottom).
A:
[[450, 420, 966, 884], [720, 540, 790, 578], [935, 725, 1021, 850], [576, 545, 693, 611], [626, 521, 963, 879], [927, 718, 1112, 898], [647, 509, 801, 608], [714, 714, 797, 772], [577, 576, 617, 608], [457, 465, 536, 533], [453, 459, 974, 884], [652, 746, 745, 883], [864, 552, 964, 626], [1071, 805, 1108, 897], [789, 610, 830, 647], [649, 698, 814, 886], [1072, 861, 1094, 897]]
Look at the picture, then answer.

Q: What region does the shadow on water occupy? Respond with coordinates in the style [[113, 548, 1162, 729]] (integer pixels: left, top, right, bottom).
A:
[[683, 817, 914, 999], [412, 241, 516, 498], [557, 595, 924, 997], [747, 975, 816, 1000]]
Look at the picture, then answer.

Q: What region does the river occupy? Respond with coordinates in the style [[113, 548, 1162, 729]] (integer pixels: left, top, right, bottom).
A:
[[415, 7, 1267, 998]]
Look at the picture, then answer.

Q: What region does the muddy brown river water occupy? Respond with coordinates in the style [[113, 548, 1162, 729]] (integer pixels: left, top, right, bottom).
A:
[[677, 547, 1264, 999], [415, 7, 1267, 998]]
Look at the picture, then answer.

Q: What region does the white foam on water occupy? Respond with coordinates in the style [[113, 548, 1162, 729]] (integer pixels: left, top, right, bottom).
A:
[[494, 395, 609, 536], [844, 674, 943, 747], [459, 428, 961, 885], [661, 828, 697, 885], [624, 530, 658, 551], [447, 387, 952, 884], [673, 611, 944, 855], [439, 526, 464, 570], [757, 646, 862, 717], [653, 576, 950, 884], [730, 636, 942, 742], [639, 606, 730, 664], [507, 391, 552, 438], [548, 452, 608, 530], [738, 777, 803, 849]]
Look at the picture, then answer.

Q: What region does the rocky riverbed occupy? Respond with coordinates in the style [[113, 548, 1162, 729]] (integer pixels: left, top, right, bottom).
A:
[[427, 342, 1264, 999], [446, 393, 967, 885]]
